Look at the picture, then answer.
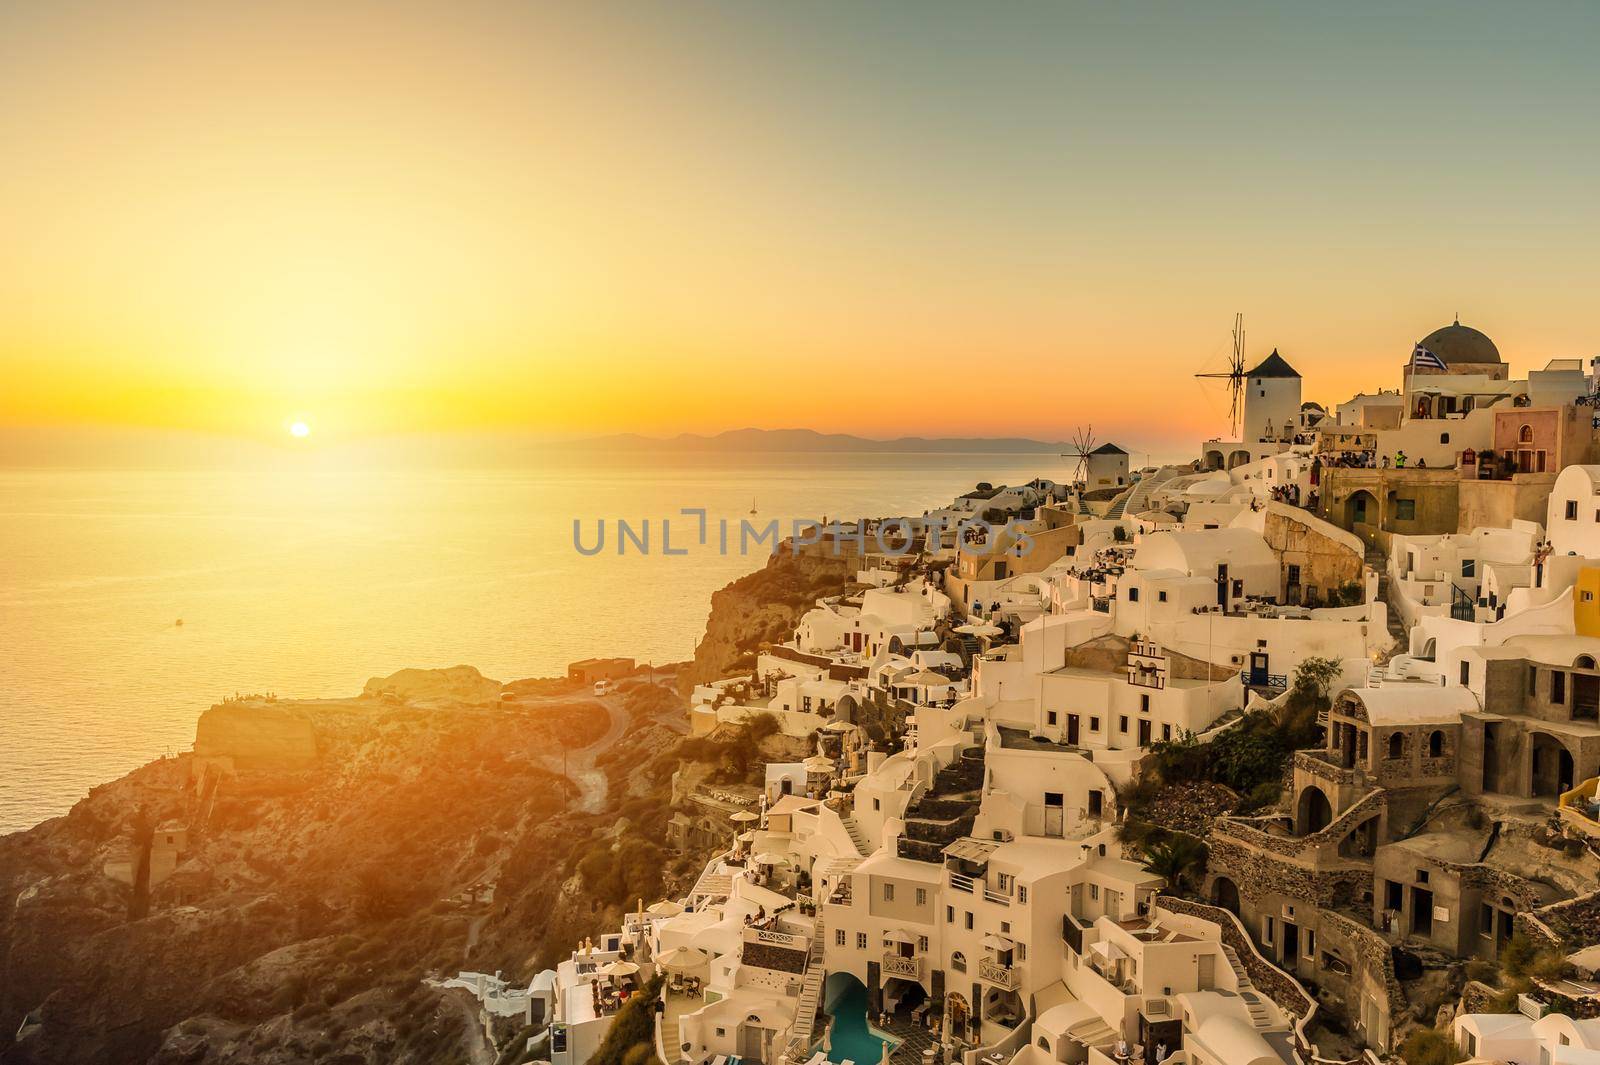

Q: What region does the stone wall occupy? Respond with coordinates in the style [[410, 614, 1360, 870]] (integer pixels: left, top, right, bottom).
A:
[[1155, 896, 1313, 1021], [1526, 887, 1600, 952], [1208, 835, 1370, 909]]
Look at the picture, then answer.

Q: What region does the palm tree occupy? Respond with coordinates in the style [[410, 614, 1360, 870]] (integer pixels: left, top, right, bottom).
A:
[[1142, 835, 1209, 898]]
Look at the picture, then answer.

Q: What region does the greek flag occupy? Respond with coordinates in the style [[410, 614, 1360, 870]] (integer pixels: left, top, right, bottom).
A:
[[1410, 345, 1446, 371]]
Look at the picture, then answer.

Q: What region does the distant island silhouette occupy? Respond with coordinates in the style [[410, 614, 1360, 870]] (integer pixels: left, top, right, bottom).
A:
[[571, 427, 1072, 453]]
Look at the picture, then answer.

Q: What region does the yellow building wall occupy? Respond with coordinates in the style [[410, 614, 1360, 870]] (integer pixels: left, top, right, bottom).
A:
[[1574, 567, 1600, 638]]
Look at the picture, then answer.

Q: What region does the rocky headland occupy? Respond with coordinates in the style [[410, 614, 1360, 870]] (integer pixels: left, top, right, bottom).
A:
[[0, 550, 846, 1065]]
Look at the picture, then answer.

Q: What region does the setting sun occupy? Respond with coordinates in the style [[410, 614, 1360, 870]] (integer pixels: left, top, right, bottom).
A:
[[288, 420, 311, 439]]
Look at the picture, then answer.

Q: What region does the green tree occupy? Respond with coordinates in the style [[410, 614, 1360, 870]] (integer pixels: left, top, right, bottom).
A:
[[588, 975, 665, 1065], [1290, 655, 1341, 708], [1142, 835, 1208, 897], [1397, 1028, 1462, 1065]]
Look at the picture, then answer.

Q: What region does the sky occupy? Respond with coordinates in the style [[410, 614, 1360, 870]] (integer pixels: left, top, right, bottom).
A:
[[3, 0, 1599, 460]]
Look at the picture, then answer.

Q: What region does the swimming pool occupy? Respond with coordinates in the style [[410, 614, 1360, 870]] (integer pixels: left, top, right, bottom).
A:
[[823, 977, 899, 1065]]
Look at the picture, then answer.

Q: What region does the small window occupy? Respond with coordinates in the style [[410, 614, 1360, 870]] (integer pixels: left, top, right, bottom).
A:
[[883, 884, 894, 902], [1396, 499, 1417, 521], [1521, 424, 1535, 443], [1417, 869, 1429, 884], [1429, 730, 1444, 757], [1479, 904, 1494, 937], [1567, 500, 1579, 521], [1553, 671, 1567, 703], [918, 935, 928, 952], [1460, 661, 1471, 686], [1388, 732, 1403, 759], [1529, 665, 1538, 695], [1000, 921, 1010, 934], [1128, 587, 1139, 602], [1440, 432, 1450, 444], [1140, 694, 1150, 712], [1462, 559, 1475, 578], [836, 929, 846, 946], [856, 932, 868, 949], [1162, 724, 1172, 740], [1157, 590, 1167, 603], [946, 905, 954, 923], [1119, 715, 1129, 733], [1018, 885, 1028, 904], [1046, 710, 1058, 726], [964, 912, 974, 930], [915, 888, 927, 906], [1089, 717, 1101, 732], [1090, 884, 1100, 900]]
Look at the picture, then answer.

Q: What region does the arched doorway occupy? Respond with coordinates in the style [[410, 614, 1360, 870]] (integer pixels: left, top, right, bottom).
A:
[[1211, 876, 1241, 915], [1227, 450, 1252, 470], [1530, 734, 1576, 797], [1296, 785, 1333, 835], [834, 694, 858, 725], [1345, 490, 1377, 528]]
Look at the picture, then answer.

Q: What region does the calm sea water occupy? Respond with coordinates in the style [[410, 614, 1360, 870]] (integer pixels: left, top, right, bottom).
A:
[[0, 453, 1069, 833]]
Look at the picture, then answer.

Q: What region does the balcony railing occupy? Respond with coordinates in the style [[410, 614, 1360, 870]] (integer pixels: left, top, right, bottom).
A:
[[881, 953, 923, 979], [949, 872, 975, 893], [978, 959, 1018, 989]]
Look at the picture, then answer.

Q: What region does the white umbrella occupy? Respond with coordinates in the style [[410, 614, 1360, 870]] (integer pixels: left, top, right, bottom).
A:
[[657, 946, 710, 972], [804, 755, 834, 768], [729, 810, 760, 824], [601, 960, 640, 978], [821, 720, 856, 733], [646, 899, 684, 917], [737, 830, 757, 843], [752, 852, 791, 866]]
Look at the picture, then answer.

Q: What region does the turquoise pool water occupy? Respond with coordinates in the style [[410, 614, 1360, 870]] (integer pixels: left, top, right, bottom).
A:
[[823, 978, 899, 1065]]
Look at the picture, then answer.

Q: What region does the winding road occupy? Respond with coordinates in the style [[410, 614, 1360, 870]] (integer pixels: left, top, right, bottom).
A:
[[520, 677, 679, 813]]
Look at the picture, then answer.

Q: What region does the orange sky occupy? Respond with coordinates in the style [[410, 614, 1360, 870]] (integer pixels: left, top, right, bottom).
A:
[[4, 2, 1599, 457]]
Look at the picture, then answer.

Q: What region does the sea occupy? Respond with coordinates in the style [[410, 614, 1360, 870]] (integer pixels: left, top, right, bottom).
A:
[[0, 452, 1077, 833]]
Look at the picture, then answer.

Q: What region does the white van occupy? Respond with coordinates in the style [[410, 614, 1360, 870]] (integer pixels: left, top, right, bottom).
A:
[[593, 680, 615, 697]]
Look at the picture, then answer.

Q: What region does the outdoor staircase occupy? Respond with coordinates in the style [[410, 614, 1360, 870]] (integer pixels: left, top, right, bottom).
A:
[[1219, 945, 1276, 1029], [896, 746, 985, 863], [1103, 487, 1136, 520], [1239, 991, 1274, 1028], [1367, 545, 1409, 664], [660, 1004, 684, 1065], [789, 916, 829, 1051], [841, 816, 871, 857], [1105, 466, 1179, 521]]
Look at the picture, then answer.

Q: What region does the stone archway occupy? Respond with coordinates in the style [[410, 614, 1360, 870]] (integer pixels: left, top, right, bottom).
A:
[[1531, 733, 1575, 797], [1345, 489, 1378, 529], [1296, 784, 1333, 835], [1211, 876, 1241, 915], [834, 694, 858, 725]]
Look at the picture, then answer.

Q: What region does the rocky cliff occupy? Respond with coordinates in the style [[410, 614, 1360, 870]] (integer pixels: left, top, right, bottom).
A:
[[680, 551, 854, 692], [0, 664, 713, 1065]]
